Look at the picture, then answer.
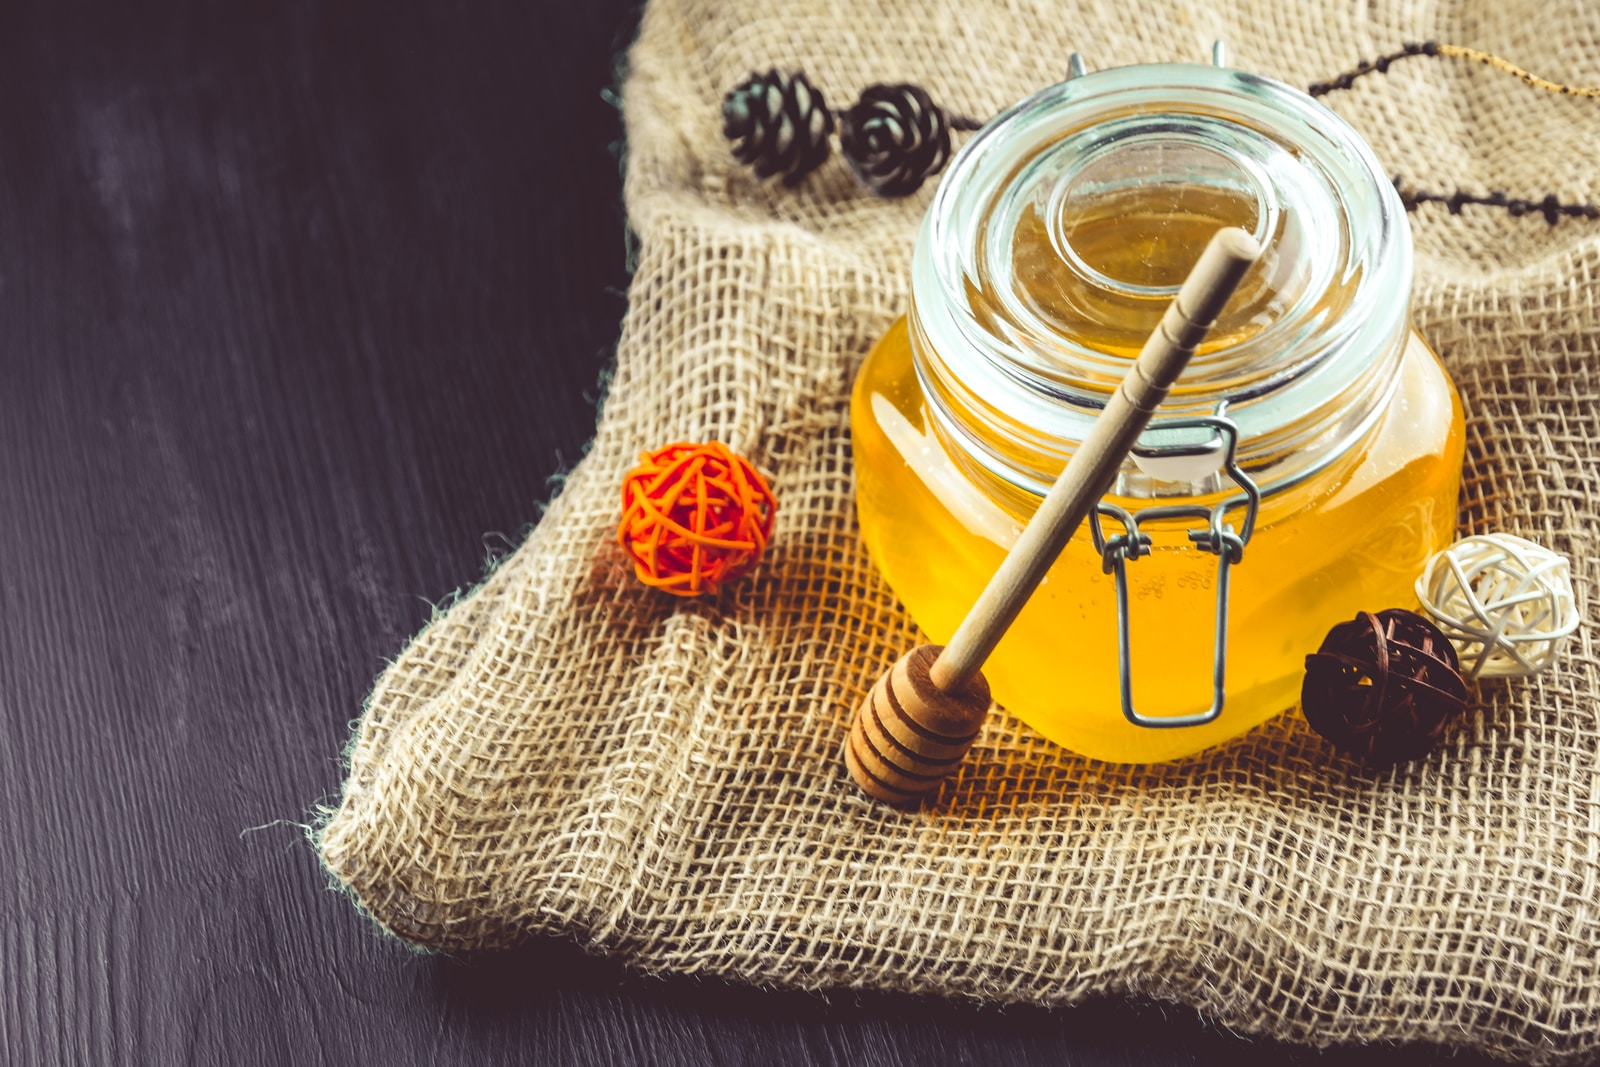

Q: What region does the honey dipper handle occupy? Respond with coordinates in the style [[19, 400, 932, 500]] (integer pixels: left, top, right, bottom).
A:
[[928, 227, 1262, 693]]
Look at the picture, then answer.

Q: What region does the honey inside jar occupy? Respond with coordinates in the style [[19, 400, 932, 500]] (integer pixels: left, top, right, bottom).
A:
[[851, 66, 1465, 763]]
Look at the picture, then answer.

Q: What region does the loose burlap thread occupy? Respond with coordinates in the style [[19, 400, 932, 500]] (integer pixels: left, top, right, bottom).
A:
[[318, 1, 1600, 1061]]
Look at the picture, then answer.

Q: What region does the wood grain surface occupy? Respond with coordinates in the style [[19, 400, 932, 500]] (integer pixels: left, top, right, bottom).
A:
[[0, 2, 1502, 1063]]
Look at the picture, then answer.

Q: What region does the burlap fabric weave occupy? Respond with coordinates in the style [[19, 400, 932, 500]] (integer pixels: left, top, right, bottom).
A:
[[318, 1, 1600, 1060]]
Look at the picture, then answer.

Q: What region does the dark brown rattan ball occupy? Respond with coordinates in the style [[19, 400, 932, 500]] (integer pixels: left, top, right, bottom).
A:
[[1302, 609, 1469, 769]]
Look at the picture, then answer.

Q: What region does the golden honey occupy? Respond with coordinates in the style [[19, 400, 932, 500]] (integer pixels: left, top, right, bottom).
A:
[[851, 63, 1465, 763]]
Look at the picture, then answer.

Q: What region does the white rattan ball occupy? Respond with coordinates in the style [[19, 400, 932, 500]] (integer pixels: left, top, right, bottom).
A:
[[1415, 533, 1580, 680]]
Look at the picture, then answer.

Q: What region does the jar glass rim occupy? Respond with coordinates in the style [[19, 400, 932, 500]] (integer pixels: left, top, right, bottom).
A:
[[910, 62, 1412, 500]]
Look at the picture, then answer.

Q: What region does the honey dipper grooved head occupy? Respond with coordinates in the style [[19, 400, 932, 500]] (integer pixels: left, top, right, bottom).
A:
[[844, 645, 991, 805]]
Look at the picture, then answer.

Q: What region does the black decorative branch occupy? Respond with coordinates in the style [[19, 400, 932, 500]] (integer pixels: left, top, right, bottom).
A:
[[1308, 42, 1440, 97], [1310, 39, 1600, 99], [1311, 44, 1600, 225], [1394, 177, 1600, 224]]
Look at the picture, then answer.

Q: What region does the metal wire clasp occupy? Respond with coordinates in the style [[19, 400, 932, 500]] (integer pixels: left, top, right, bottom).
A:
[[1087, 406, 1261, 729]]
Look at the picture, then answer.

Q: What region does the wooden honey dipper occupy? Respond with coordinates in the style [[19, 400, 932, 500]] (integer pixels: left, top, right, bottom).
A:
[[844, 227, 1263, 804]]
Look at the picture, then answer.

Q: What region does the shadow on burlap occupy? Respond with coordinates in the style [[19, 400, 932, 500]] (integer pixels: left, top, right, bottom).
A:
[[318, 1, 1600, 1061]]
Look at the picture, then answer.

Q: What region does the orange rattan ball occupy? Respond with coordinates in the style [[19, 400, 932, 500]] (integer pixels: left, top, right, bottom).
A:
[[618, 441, 777, 597]]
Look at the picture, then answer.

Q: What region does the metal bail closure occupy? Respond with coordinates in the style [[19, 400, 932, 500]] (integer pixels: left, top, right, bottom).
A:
[[1088, 406, 1261, 729]]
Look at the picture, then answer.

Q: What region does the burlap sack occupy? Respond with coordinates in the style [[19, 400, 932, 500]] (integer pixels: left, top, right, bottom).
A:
[[318, 1, 1600, 1060]]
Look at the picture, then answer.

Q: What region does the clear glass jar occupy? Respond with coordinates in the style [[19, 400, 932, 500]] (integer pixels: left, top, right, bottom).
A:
[[852, 62, 1464, 763]]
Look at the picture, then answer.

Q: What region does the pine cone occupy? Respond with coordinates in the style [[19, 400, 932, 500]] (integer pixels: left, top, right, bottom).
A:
[[721, 69, 834, 186], [1302, 609, 1469, 770], [839, 84, 952, 197]]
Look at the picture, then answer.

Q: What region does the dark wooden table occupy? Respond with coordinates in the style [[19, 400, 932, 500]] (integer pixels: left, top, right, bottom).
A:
[[0, 2, 1504, 1063]]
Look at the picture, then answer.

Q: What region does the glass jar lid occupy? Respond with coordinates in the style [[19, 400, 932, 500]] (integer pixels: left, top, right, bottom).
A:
[[910, 62, 1412, 500]]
